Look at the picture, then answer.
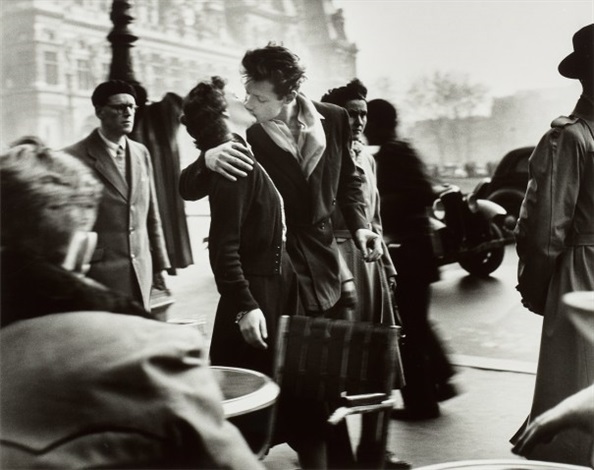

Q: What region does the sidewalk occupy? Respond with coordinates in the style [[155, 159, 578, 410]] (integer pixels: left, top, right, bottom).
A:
[[166, 218, 537, 469], [262, 366, 536, 469]]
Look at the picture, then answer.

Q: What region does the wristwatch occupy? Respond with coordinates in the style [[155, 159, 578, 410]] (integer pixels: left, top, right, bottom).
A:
[[235, 310, 250, 324]]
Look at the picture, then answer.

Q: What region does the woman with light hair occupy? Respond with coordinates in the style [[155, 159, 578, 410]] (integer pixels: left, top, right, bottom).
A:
[[0, 141, 149, 327]]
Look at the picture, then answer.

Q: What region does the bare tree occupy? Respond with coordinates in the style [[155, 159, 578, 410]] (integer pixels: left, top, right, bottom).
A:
[[406, 71, 488, 168]]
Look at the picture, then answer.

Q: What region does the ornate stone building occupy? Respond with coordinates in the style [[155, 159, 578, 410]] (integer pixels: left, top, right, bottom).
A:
[[0, 0, 357, 148]]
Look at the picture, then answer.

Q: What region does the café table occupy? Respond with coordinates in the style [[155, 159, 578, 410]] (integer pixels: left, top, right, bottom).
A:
[[211, 365, 280, 457], [413, 459, 590, 470]]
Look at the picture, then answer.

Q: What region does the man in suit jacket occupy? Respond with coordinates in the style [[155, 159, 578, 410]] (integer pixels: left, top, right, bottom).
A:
[[64, 80, 170, 311]]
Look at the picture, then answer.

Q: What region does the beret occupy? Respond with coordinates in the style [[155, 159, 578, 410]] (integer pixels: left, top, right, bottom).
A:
[[91, 80, 137, 107]]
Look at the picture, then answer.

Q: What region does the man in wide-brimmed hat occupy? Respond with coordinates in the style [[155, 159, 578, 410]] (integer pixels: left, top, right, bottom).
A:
[[513, 23, 594, 466]]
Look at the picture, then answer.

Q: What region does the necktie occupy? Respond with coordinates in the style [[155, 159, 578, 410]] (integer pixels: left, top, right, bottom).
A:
[[115, 145, 126, 178]]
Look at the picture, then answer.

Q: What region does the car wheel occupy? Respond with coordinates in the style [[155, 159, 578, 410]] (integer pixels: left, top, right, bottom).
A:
[[458, 223, 505, 277]]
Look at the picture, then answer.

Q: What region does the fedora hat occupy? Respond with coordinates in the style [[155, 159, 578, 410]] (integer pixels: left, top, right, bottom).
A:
[[558, 23, 593, 79]]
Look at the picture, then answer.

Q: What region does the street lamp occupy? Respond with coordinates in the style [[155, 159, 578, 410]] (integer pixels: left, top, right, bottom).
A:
[[107, 0, 147, 105]]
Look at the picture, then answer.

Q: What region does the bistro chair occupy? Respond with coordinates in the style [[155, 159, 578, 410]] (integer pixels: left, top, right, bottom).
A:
[[273, 315, 404, 469]]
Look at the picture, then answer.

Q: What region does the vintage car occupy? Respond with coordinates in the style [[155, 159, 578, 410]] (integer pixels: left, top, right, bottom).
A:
[[472, 146, 534, 222], [430, 184, 515, 277]]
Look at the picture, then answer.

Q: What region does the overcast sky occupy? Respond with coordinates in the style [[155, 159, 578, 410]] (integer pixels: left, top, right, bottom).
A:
[[333, 0, 593, 100]]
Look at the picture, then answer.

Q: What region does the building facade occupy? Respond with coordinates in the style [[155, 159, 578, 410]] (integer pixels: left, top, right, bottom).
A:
[[1, 0, 357, 149]]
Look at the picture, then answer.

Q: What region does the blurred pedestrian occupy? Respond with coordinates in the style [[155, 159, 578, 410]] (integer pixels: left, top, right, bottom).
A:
[[512, 23, 594, 466], [365, 99, 457, 421], [64, 80, 170, 311], [0, 142, 261, 469], [179, 43, 382, 469]]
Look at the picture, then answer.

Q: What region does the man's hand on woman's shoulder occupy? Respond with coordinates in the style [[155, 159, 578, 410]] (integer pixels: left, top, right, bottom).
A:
[[205, 141, 254, 181]]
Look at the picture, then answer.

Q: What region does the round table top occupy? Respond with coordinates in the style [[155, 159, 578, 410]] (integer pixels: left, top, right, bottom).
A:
[[413, 459, 590, 470], [210, 366, 280, 418]]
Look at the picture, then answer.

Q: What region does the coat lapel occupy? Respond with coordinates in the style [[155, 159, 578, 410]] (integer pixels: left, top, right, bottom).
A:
[[254, 125, 309, 193], [127, 137, 144, 204], [87, 130, 128, 199], [306, 113, 329, 193]]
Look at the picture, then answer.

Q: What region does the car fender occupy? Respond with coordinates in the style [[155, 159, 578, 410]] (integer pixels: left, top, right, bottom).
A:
[[475, 199, 506, 219]]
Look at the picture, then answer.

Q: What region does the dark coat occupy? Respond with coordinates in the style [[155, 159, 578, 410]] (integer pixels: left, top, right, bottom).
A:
[[374, 140, 439, 283], [132, 93, 194, 273], [182, 145, 301, 375], [64, 130, 170, 309], [246, 102, 368, 312]]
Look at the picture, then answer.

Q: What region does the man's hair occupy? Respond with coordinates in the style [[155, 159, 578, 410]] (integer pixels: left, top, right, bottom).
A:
[[1, 142, 103, 264], [367, 99, 398, 130], [91, 80, 137, 107], [241, 43, 306, 98], [181, 76, 232, 151], [321, 78, 368, 107]]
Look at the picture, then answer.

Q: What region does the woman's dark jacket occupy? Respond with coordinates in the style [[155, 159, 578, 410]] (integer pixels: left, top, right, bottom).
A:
[[180, 140, 300, 374]]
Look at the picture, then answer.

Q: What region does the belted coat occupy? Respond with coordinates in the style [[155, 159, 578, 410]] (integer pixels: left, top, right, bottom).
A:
[[514, 94, 594, 466]]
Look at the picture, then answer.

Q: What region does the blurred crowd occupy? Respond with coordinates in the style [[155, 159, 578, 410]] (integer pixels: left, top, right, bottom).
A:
[[1, 23, 593, 470]]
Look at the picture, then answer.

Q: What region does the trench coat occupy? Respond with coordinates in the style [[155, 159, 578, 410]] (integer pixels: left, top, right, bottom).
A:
[[514, 95, 594, 466], [64, 130, 170, 310]]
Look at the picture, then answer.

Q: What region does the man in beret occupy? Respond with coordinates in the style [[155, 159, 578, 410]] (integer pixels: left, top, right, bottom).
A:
[[513, 23, 594, 466], [64, 80, 170, 312]]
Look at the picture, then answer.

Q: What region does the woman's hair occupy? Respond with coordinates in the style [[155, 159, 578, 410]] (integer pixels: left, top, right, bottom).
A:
[[241, 43, 306, 98], [181, 76, 232, 151], [321, 78, 368, 108], [1, 142, 103, 263]]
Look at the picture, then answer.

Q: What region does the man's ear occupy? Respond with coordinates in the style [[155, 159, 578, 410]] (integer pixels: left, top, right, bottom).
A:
[[283, 90, 298, 104], [95, 106, 103, 119]]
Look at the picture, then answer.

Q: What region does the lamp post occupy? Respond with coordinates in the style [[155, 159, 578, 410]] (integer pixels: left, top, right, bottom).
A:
[[107, 0, 147, 105]]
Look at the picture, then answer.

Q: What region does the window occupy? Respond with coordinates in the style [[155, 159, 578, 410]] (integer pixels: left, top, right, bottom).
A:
[[44, 51, 59, 85], [76, 59, 92, 90]]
